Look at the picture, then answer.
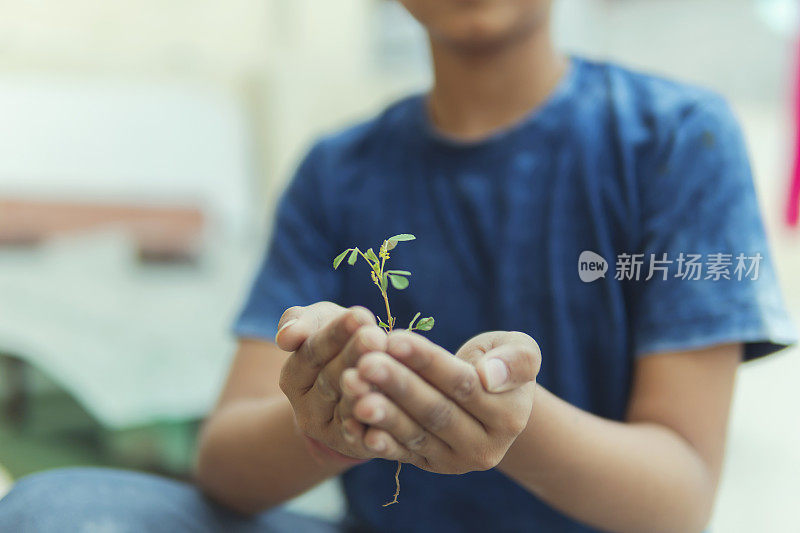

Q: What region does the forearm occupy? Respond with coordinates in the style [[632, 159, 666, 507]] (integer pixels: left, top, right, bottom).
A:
[[195, 396, 349, 514], [498, 386, 716, 533]]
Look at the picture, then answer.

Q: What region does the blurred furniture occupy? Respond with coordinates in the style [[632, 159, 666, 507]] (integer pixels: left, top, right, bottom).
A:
[[0, 76, 260, 479], [0, 198, 205, 261], [0, 232, 259, 478]]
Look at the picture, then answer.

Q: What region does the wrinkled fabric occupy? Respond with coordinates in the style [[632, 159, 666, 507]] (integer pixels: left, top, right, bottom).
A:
[[0, 468, 342, 533]]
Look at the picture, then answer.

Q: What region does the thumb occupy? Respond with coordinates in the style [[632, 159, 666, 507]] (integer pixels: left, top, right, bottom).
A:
[[275, 301, 344, 352], [475, 341, 541, 393]]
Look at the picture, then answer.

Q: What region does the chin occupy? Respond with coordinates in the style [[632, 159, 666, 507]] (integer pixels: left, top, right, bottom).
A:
[[401, 0, 549, 52], [437, 15, 519, 50]]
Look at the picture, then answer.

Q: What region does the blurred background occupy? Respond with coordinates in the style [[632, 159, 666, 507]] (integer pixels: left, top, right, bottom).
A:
[[0, 0, 797, 531]]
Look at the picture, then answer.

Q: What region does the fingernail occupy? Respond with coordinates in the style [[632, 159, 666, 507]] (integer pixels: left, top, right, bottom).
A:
[[368, 437, 386, 452], [484, 358, 509, 392], [277, 319, 297, 336], [342, 423, 355, 443], [341, 376, 356, 396], [369, 406, 385, 423]]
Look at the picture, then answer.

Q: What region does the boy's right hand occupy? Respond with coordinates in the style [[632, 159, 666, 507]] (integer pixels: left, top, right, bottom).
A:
[[275, 302, 386, 462]]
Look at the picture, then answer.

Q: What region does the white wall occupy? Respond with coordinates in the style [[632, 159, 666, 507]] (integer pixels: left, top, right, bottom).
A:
[[0, 75, 255, 235]]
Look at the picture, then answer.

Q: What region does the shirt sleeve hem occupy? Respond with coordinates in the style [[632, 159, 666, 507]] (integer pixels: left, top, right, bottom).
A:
[[634, 305, 798, 361]]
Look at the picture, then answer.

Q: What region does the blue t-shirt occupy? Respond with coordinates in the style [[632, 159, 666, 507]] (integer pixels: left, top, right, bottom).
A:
[[234, 57, 797, 532]]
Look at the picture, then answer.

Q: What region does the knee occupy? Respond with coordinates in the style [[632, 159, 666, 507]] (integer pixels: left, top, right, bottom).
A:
[[0, 467, 211, 532]]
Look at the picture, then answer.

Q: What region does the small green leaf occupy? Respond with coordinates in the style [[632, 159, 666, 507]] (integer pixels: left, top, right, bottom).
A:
[[386, 234, 415, 250], [380, 273, 388, 292], [385, 270, 411, 276], [333, 249, 350, 269], [378, 318, 390, 329], [415, 317, 434, 331], [408, 312, 421, 330], [389, 274, 409, 290], [365, 248, 379, 265], [347, 248, 359, 265]]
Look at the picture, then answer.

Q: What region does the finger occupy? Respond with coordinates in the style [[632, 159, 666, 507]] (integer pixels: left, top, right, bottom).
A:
[[353, 392, 449, 460], [337, 370, 366, 423], [314, 325, 386, 401], [301, 306, 376, 368], [454, 331, 510, 365], [475, 342, 541, 393], [275, 301, 344, 352], [341, 368, 371, 402], [331, 399, 369, 457], [285, 307, 376, 392], [385, 331, 491, 418], [357, 352, 482, 448], [362, 427, 412, 463], [340, 417, 367, 450], [337, 369, 370, 446], [276, 305, 306, 334], [455, 331, 536, 365]]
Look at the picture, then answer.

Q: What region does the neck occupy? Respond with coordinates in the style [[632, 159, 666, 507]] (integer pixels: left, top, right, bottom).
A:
[[427, 23, 566, 142]]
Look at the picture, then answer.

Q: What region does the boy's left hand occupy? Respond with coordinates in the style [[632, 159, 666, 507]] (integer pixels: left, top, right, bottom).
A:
[[339, 330, 541, 474]]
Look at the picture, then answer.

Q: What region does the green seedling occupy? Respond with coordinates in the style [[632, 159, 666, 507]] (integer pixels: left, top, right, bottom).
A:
[[333, 233, 434, 506]]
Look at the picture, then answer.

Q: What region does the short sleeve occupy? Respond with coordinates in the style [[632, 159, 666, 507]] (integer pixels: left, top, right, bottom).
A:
[[632, 96, 797, 360], [233, 143, 341, 341]]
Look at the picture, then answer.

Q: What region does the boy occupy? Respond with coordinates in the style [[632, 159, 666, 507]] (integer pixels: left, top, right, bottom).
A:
[[1, 1, 795, 532]]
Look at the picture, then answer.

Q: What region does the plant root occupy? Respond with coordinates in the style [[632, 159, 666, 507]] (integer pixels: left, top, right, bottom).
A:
[[382, 461, 402, 506]]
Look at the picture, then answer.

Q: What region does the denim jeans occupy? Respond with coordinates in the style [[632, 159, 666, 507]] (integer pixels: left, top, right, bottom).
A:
[[0, 467, 344, 533]]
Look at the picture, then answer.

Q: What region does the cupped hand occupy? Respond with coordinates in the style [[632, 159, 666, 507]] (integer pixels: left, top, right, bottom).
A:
[[338, 330, 541, 474], [275, 302, 387, 462]]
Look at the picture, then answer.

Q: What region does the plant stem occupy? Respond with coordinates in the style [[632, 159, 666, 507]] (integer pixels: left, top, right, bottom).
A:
[[381, 291, 393, 332], [364, 244, 395, 331], [382, 461, 402, 507], [359, 240, 402, 505]]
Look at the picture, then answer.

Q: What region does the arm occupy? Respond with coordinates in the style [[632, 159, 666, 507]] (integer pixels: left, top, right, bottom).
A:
[[195, 303, 386, 514], [194, 340, 347, 514], [499, 343, 740, 533], [343, 331, 739, 533]]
